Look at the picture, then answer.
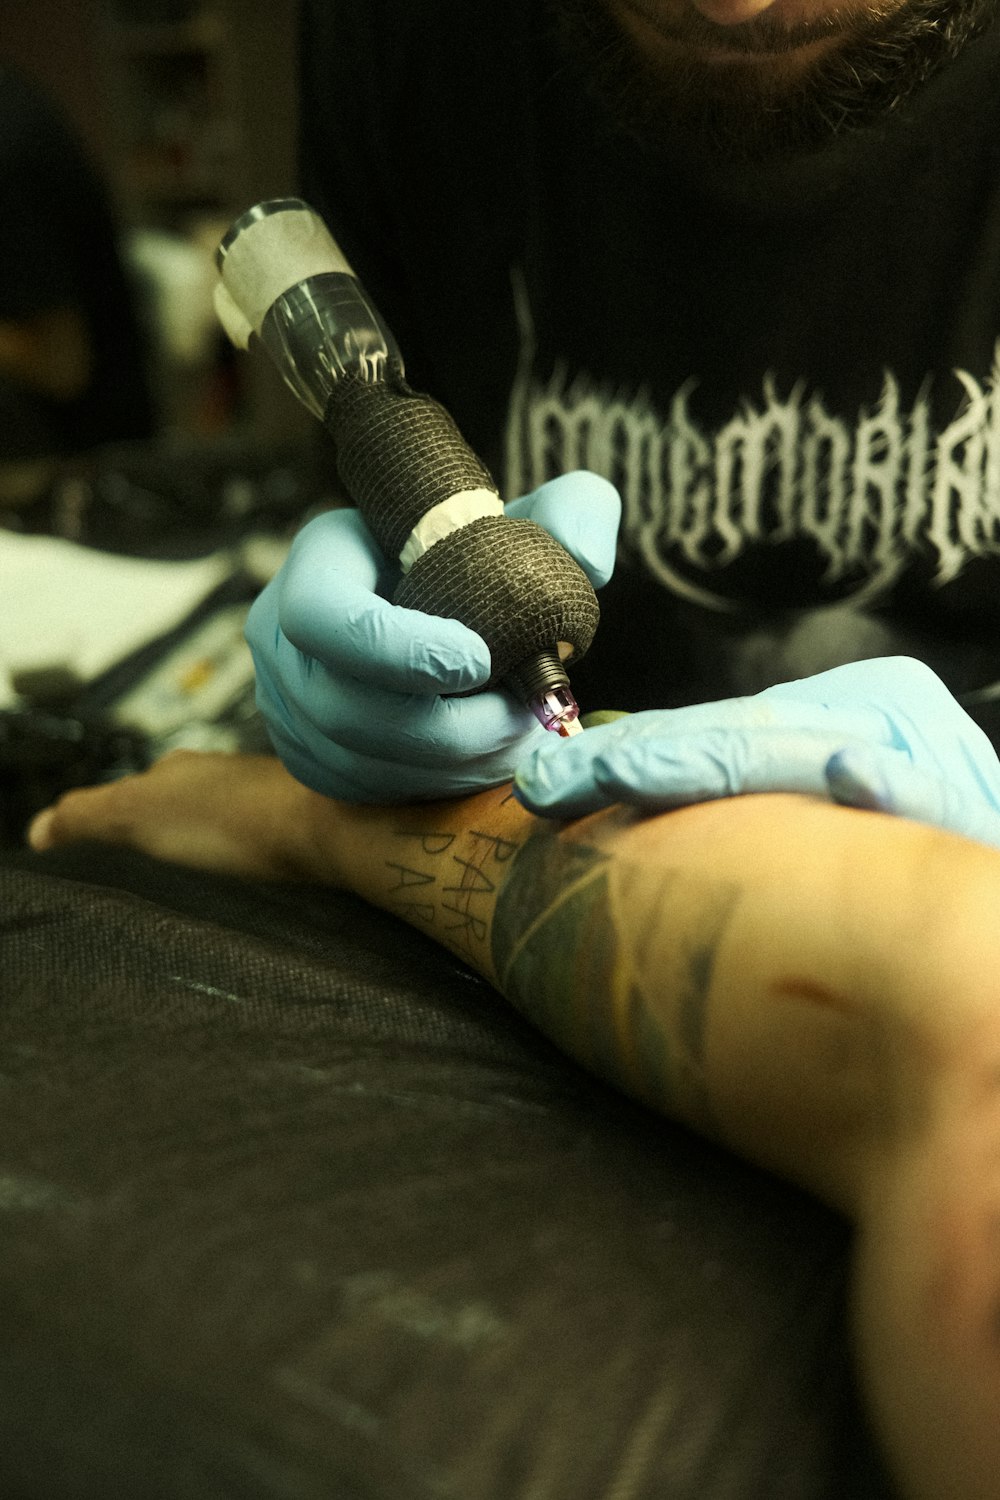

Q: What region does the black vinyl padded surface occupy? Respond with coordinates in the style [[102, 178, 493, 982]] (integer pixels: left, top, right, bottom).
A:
[[0, 844, 894, 1500]]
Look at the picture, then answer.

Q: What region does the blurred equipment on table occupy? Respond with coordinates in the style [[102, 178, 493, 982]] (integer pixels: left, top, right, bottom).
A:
[[0, 64, 154, 507], [0, 433, 338, 843]]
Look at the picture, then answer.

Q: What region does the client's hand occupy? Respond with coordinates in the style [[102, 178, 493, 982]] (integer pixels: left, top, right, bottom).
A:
[[27, 751, 321, 880], [515, 657, 1000, 849]]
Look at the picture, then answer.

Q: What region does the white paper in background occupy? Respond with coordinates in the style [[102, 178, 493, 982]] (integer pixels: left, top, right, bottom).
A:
[[0, 531, 233, 707]]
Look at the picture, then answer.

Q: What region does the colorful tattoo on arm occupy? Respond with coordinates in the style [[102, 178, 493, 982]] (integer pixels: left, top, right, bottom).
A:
[[379, 808, 742, 1133], [491, 831, 741, 1133]]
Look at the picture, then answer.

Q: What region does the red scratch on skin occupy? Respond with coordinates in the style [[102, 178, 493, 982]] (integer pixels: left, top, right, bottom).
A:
[[770, 976, 855, 1014]]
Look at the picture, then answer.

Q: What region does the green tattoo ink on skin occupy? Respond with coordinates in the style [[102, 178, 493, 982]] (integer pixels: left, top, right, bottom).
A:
[[491, 831, 740, 1127]]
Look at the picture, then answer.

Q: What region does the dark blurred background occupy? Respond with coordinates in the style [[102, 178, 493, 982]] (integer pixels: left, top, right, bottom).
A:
[[0, 2, 322, 842], [3, 0, 303, 450]]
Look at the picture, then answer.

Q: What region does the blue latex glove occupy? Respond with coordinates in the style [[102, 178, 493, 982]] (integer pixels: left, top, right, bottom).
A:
[[245, 470, 621, 801], [513, 657, 1000, 849]]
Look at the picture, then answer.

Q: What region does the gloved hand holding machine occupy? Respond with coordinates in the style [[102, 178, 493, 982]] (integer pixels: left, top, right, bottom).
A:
[[214, 198, 1000, 849], [214, 199, 600, 756]]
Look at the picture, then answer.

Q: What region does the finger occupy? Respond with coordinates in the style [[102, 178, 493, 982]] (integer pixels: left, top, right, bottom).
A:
[[513, 712, 633, 816], [513, 701, 892, 817], [826, 746, 1000, 850], [597, 697, 889, 744], [254, 635, 540, 766], [505, 471, 621, 588], [267, 700, 541, 803], [760, 655, 952, 718], [28, 756, 299, 876], [269, 510, 492, 695], [28, 779, 136, 851], [590, 726, 892, 808], [247, 577, 491, 700]]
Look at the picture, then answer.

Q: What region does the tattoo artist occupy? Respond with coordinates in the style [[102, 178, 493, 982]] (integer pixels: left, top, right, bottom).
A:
[[246, 0, 1000, 839]]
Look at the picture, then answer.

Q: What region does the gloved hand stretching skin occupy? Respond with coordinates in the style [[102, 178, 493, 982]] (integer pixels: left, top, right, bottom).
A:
[[246, 470, 621, 801], [515, 656, 1000, 849]]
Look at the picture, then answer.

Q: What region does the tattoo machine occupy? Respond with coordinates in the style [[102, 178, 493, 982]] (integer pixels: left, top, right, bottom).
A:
[[213, 198, 598, 736]]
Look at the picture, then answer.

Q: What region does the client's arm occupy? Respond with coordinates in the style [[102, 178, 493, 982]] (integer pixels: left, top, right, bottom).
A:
[[27, 750, 999, 1212], [29, 751, 1000, 1500]]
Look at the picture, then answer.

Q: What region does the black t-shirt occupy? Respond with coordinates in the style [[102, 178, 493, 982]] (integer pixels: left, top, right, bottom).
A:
[[299, 0, 1000, 723], [0, 67, 154, 460]]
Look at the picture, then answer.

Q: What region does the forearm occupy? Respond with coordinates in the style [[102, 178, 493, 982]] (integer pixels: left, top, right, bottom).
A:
[[301, 779, 1000, 1218], [35, 755, 1000, 1218]]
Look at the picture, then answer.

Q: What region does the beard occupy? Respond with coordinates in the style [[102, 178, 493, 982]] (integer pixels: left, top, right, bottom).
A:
[[548, 0, 999, 162]]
